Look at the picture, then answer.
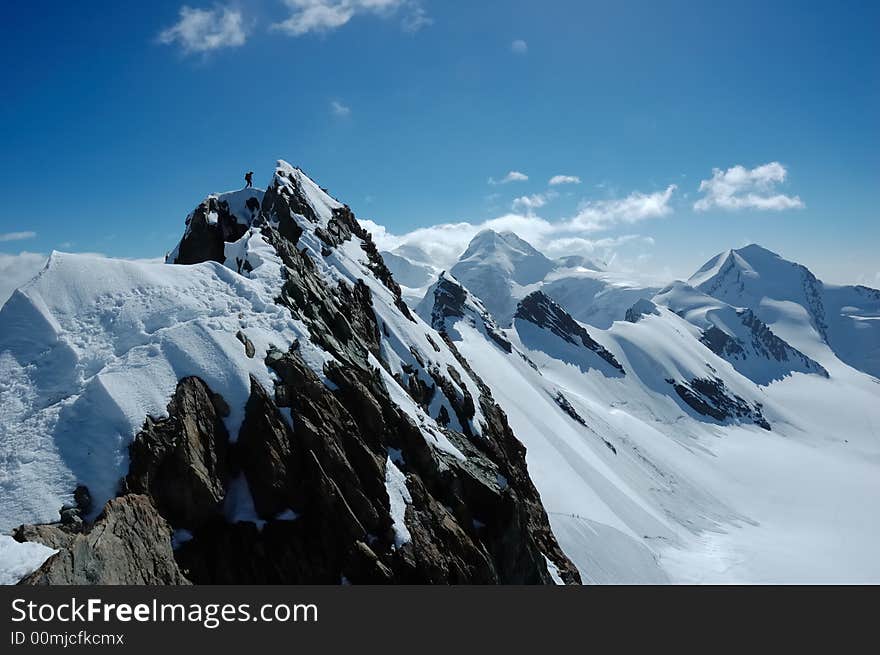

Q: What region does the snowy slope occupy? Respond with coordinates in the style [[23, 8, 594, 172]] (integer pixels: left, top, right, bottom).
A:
[[422, 259, 880, 583], [653, 281, 827, 385], [0, 237, 323, 530], [0, 535, 55, 585], [541, 266, 660, 330], [1, 162, 582, 587], [380, 250, 437, 289]]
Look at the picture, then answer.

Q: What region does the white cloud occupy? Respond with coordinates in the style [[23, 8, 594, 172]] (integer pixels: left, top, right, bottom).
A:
[[511, 39, 528, 54], [272, 0, 421, 36], [158, 5, 248, 54], [330, 100, 351, 116], [569, 185, 676, 231], [360, 185, 675, 271], [512, 194, 549, 214], [0, 252, 47, 306], [549, 175, 581, 186], [401, 4, 432, 33], [0, 231, 36, 242], [694, 162, 804, 211], [489, 170, 528, 185]]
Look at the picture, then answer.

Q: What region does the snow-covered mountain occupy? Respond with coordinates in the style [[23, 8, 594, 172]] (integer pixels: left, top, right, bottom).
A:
[[379, 250, 437, 289], [688, 244, 880, 378], [418, 245, 880, 583], [447, 230, 556, 323], [0, 162, 576, 584], [386, 230, 649, 331], [436, 230, 659, 328], [653, 281, 827, 385]]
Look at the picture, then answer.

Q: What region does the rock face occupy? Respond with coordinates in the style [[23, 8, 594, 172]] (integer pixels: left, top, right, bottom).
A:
[[18, 495, 190, 585], [653, 280, 829, 385], [15, 161, 578, 586], [515, 291, 625, 374], [125, 377, 231, 530], [625, 298, 660, 323], [172, 194, 254, 265], [424, 273, 513, 353], [700, 309, 827, 380], [669, 377, 771, 430]]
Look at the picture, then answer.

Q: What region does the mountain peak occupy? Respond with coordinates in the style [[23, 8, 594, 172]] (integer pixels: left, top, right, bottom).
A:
[[461, 229, 548, 262], [734, 243, 781, 259], [688, 243, 801, 293]]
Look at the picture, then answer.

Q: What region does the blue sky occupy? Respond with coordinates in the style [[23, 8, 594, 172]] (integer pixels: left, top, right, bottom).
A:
[[1, 0, 878, 287]]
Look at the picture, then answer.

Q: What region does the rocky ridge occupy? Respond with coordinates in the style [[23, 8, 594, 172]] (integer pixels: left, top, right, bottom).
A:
[[514, 291, 624, 374], [14, 161, 578, 585]]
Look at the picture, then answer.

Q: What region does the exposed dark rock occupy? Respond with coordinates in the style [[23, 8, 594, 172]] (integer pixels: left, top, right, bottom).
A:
[[245, 196, 261, 214], [738, 310, 827, 376], [172, 339, 578, 583], [669, 377, 770, 430], [59, 507, 82, 528], [261, 168, 319, 244], [171, 196, 250, 265], [700, 326, 745, 358], [625, 298, 660, 323], [432, 273, 467, 323], [700, 310, 827, 381], [74, 485, 92, 514], [236, 376, 299, 519], [343, 540, 395, 584], [19, 495, 190, 585], [236, 330, 256, 358], [399, 363, 436, 409], [553, 391, 588, 427], [516, 291, 625, 374], [337, 279, 383, 359], [124, 377, 230, 530], [429, 274, 512, 353], [424, 364, 477, 437], [351, 216, 415, 322]]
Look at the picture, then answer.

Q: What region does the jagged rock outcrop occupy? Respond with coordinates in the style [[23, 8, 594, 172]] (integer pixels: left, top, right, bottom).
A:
[[653, 280, 829, 385], [425, 273, 513, 353], [15, 161, 578, 585], [18, 495, 190, 585], [668, 377, 770, 430], [124, 377, 231, 530], [698, 309, 827, 380], [625, 298, 660, 323], [12, 524, 77, 552], [171, 193, 257, 265], [515, 291, 625, 374]]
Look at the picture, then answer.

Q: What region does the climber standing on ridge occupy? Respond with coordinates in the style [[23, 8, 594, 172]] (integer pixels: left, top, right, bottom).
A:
[[245, 171, 254, 188]]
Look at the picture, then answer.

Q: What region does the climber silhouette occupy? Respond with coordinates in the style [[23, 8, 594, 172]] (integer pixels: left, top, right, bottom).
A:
[[245, 171, 254, 188]]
